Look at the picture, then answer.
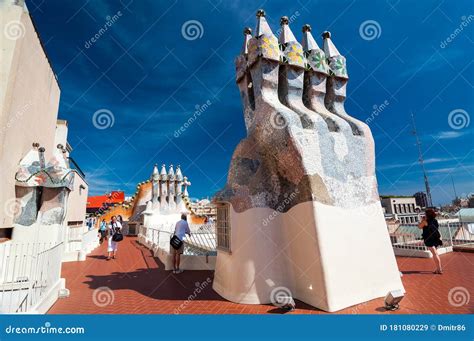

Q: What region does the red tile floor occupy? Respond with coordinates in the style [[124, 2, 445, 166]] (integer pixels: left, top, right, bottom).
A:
[[48, 237, 474, 314]]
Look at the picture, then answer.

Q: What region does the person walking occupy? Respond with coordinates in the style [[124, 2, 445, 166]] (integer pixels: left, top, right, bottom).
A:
[[107, 216, 122, 260], [171, 213, 191, 274], [99, 219, 107, 244], [418, 209, 443, 274]]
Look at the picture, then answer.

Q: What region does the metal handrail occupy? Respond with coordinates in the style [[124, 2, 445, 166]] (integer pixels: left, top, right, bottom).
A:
[[0, 242, 63, 313], [390, 222, 474, 251], [138, 223, 217, 255]]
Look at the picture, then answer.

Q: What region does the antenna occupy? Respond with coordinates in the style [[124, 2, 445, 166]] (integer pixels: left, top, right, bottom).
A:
[[451, 175, 458, 201], [411, 112, 433, 207]]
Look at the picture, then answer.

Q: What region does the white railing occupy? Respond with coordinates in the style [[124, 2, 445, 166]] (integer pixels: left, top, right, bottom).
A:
[[390, 222, 474, 252], [66, 225, 86, 253], [187, 224, 216, 254], [138, 223, 217, 256], [0, 242, 63, 313]]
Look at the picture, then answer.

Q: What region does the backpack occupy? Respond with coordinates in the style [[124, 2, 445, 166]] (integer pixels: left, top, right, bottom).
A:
[[111, 222, 123, 242], [170, 235, 183, 250]]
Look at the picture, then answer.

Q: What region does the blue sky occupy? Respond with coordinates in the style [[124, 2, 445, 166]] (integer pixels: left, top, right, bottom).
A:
[[28, 0, 473, 205]]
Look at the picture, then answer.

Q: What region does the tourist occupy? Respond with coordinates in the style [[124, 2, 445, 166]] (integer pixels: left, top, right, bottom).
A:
[[418, 209, 443, 274], [172, 213, 191, 274], [107, 215, 122, 260], [86, 217, 92, 230], [99, 219, 107, 244]]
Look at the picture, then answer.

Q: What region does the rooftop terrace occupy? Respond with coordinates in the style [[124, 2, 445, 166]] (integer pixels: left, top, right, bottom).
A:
[[48, 237, 474, 314]]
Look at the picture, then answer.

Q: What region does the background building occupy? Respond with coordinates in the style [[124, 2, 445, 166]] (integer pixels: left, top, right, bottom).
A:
[[381, 196, 421, 224], [86, 191, 125, 214], [414, 192, 428, 209]]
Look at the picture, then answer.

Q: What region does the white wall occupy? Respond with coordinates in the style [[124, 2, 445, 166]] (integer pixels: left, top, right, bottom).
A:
[[213, 201, 404, 312], [0, 3, 61, 229]]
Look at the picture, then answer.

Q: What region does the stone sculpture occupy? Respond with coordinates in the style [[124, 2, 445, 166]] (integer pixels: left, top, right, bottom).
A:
[[213, 10, 404, 312], [12, 143, 74, 242]]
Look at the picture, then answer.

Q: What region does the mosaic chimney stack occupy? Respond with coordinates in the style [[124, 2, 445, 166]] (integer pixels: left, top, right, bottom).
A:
[[175, 165, 184, 206], [151, 164, 160, 209], [213, 10, 404, 312], [149, 163, 188, 214], [12, 143, 75, 242]]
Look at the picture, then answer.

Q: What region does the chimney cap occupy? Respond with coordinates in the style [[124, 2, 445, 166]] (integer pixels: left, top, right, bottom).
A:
[[302, 24, 311, 33], [322, 31, 331, 39]]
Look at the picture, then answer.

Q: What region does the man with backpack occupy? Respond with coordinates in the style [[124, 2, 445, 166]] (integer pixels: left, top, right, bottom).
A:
[[107, 215, 123, 260], [171, 213, 191, 274]]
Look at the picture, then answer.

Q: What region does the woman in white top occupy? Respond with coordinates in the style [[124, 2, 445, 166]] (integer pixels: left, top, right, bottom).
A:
[[107, 215, 122, 260]]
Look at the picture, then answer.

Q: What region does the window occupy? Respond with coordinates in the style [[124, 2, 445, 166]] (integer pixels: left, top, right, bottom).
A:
[[67, 221, 83, 227], [216, 203, 231, 252], [0, 227, 13, 242]]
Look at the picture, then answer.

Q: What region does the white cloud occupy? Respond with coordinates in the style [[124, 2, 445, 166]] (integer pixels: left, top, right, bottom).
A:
[[431, 131, 468, 140], [377, 157, 457, 171]]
